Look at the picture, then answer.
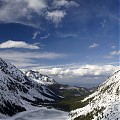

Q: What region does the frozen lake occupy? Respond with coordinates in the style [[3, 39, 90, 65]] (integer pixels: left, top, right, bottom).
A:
[[1, 107, 70, 120]]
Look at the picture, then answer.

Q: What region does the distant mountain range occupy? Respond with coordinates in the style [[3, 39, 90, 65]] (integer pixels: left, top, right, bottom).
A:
[[70, 70, 120, 120]]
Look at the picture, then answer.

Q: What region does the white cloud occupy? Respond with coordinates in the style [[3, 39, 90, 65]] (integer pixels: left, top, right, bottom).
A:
[[0, 51, 65, 60], [53, 0, 79, 8], [110, 51, 120, 55], [46, 10, 66, 24], [0, 0, 47, 28], [1, 50, 119, 84], [27, 64, 119, 87], [104, 50, 120, 59], [38, 65, 120, 79], [0, 40, 39, 49], [89, 43, 99, 48], [0, 50, 66, 68], [26, 0, 47, 12], [0, 0, 78, 27], [33, 31, 40, 39], [0, 0, 46, 17]]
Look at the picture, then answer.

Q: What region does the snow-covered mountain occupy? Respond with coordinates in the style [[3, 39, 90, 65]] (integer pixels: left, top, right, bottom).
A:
[[25, 70, 57, 85], [25, 70, 92, 98], [70, 70, 120, 120], [0, 58, 60, 118]]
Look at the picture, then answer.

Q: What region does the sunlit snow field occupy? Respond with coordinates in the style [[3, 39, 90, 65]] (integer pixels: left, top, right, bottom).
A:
[[1, 107, 70, 120]]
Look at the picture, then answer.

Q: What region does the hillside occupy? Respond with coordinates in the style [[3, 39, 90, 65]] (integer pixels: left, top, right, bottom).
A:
[[0, 58, 60, 118], [70, 70, 120, 120]]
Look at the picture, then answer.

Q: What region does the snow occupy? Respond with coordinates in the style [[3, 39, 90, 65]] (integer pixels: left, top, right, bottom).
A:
[[70, 70, 120, 120], [25, 70, 57, 85], [1, 107, 70, 120], [0, 58, 60, 117]]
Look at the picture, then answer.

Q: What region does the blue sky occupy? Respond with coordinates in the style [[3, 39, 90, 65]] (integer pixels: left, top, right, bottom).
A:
[[0, 0, 119, 87]]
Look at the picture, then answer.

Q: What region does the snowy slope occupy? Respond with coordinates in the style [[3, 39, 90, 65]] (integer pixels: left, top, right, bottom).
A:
[[2, 107, 70, 120], [70, 70, 120, 120], [25, 70, 57, 85], [0, 58, 59, 117]]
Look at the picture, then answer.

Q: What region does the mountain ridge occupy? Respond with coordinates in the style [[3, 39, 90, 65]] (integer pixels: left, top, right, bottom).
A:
[[70, 70, 120, 120], [0, 58, 60, 118], [25, 69, 57, 85]]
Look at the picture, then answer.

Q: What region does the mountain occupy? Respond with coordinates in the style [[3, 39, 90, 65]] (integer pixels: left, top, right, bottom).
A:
[[25, 70, 93, 98], [24, 70, 94, 112], [0, 58, 60, 118], [25, 70, 57, 85], [70, 70, 120, 120]]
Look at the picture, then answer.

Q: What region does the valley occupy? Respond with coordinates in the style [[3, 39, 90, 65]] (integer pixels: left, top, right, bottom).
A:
[[0, 57, 119, 120], [0, 58, 92, 119]]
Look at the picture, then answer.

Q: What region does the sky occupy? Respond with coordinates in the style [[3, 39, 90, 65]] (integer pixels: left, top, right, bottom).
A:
[[0, 0, 119, 87]]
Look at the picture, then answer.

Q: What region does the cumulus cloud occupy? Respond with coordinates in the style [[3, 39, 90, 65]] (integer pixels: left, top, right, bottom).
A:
[[25, 64, 119, 87], [38, 65, 120, 79], [0, 40, 39, 49], [89, 43, 99, 48], [46, 10, 66, 25]]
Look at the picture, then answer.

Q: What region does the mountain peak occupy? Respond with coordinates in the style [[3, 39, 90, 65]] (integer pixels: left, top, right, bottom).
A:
[[25, 69, 57, 85]]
